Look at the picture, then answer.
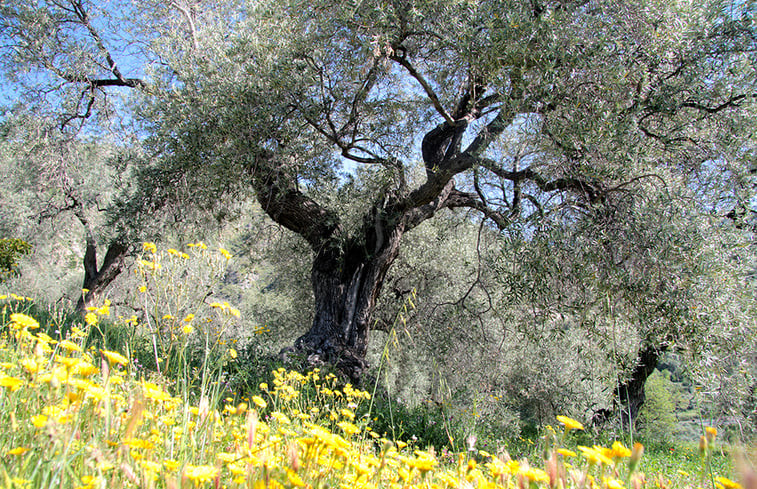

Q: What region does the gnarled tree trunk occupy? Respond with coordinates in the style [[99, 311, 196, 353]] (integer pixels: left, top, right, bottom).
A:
[[291, 222, 405, 381]]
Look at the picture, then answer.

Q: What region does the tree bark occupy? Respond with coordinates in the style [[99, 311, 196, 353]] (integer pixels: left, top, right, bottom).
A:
[[284, 213, 406, 381], [616, 344, 663, 428], [75, 237, 128, 312]]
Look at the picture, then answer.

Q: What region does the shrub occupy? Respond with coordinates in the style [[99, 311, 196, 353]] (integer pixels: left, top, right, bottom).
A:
[[637, 370, 678, 445], [0, 238, 32, 281]]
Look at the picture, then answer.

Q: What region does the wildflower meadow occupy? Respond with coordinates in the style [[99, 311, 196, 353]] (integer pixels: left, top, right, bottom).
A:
[[0, 244, 752, 489]]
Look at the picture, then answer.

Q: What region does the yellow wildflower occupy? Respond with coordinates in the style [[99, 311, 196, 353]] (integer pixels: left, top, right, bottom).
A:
[[219, 248, 232, 260], [715, 477, 742, 489], [79, 475, 102, 488], [521, 467, 550, 483], [557, 448, 577, 457], [438, 473, 460, 487], [252, 395, 267, 409], [70, 326, 87, 338], [20, 358, 39, 374], [337, 421, 361, 435], [485, 459, 509, 478], [143, 242, 157, 254], [610, 441, 632, 458], [42, 404, 70, 424], [286, 469, 305, 487], [557, 415, 584, 431], [406, 451, 437, 473], [142, 381, 173, 402], [84, 384, 107, 401], [184, 464, 218, 483], [71, 360, 98, 377], [38, 366, 68, 384], [271, 411, 291, 424], [138, 259, 160, 270], [0, 374, 23, 391], [217, 452, 237, 463], [604, 477, 626, 489], [31, 414, 48, 428], [101, 349, 129, 366], [96, 299, 111, 316], [578, 446, 614, 465], [10, 313, 39, 330], [139, 460, 160, 472], [35, 332, 55, 344], [59, 340, 82, 353], [122, 438, 156, 450], [6, 446, 30, 456]]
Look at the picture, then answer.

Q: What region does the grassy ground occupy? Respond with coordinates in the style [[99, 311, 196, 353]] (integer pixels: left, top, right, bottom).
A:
[[640, 442, 735, 488]]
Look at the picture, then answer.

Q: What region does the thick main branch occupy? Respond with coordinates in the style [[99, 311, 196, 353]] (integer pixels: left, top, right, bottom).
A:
[[250, 152, 340, 249]]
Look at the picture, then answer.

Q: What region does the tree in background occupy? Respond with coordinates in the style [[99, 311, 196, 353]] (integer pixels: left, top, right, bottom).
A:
[[494, 180, 755, 428], [0, 110, 134, 308], [636, 370, 678, 443], [0, 0, 148, 308], [0, 1, 229, 309], [1, 0, 755, 384]]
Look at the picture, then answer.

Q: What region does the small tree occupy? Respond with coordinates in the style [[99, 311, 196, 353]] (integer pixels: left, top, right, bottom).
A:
[[0, 110, 131, 308]]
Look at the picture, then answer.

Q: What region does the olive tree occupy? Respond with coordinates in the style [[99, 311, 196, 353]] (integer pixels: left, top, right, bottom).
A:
[[0, 109, 134, 307], [0, 0, 234, 309], [493, 179, 756, 427], [0, 0, 149, 308], [3, 0, 756, 380]]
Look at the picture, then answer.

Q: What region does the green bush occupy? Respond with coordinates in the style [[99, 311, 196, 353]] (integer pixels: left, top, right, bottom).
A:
[[0, 238, 32, 281], [637, 370, 678, 444]]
